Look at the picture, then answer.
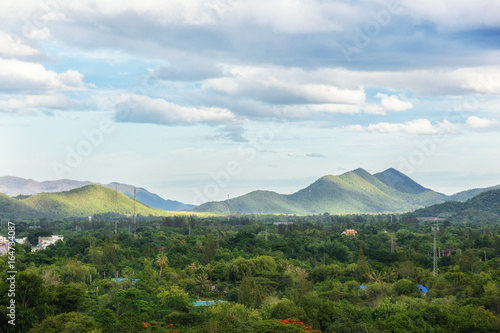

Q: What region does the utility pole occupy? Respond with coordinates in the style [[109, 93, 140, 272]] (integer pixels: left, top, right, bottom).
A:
[[227, 194, 230, 223], [115, 185, 118, 245], [432, 224, 438, 277], [265, 226, 268, 241], [133, 188, 137, 238], [391, 234, 395, 253]]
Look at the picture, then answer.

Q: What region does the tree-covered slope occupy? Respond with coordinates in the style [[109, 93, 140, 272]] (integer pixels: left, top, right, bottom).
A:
[[0, 176, 195, 211], [194, 168, 448, 215], [414, 189, 500, 222], [21, 185, 167, 219], [0, 192, 40, 220], [448, 185, 500, 202], [104, 183, 195, 211]]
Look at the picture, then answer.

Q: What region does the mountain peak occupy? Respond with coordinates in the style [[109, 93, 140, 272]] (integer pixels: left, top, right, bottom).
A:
[[374, 168, 428, 194]]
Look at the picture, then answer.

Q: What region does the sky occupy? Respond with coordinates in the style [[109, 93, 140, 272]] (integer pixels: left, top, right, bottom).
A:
[[0, 0, 500, 205]]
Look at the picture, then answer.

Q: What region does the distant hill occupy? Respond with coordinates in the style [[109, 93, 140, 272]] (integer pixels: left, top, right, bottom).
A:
[[0, 176, 195, 211], [20, 185, 166, 219], [414, 189, 500, 223], [448, 185, 500, 202], [194, 168, 448, 215], [0, 193, 40, 220], [0, 176, 92, 196], [103, 183, 195, 211]]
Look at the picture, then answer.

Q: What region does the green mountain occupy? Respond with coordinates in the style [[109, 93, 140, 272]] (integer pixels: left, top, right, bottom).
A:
[[0, 176, 195, 211], [448, 185, 500, 202], [0, 193, 40, 220], [19, 185, 170, 219], [193, 168, 448, 215], [414, 189, 500, 223]]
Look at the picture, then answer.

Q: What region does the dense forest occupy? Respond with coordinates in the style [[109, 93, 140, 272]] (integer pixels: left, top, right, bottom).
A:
[[1, 213, 499, 332]]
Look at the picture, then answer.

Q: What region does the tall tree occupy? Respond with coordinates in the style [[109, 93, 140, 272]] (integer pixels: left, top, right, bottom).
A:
[[155, 252, 169, 278]]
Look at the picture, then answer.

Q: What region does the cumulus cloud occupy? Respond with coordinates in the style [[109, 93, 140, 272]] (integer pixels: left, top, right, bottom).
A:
[[359, 119, 459, 135], [375, 93, 413, 112], [401, 0, 500, 31], [115, 94, 236, 125], [466, 116, 500, 131], [204, 66, 366, 105], [0, 30, 40, 57], [0, 94, 73, 112], [25, 28, 51, 40], [0, 59, 87, 91]]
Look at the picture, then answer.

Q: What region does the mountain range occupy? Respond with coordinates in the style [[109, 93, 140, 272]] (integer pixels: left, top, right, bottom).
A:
[[193, 168, 499, 215], [1, 168, 499, 219], [0, 176, 195, 211]]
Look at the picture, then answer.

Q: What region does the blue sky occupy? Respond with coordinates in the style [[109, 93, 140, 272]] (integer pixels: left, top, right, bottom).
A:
[[1, 0, 499, 205]]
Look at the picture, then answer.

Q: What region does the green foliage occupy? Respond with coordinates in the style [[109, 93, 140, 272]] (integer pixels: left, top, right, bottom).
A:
[[3, 212, 500, 333], [29, 312, 98, 333], [415, 189, 500, 223], [157, 285, 191, 312]]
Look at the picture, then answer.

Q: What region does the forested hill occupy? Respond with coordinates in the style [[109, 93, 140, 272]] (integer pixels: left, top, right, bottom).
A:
[[0, 185, 209, 220], [414, 189, 500, 222], [193, 168, 448, 214], [0, 192, 40, 220], [0, 176, 195, 211]]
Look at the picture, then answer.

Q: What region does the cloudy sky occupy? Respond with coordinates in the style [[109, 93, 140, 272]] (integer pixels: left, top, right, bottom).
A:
[[1, 0, 499, 205]]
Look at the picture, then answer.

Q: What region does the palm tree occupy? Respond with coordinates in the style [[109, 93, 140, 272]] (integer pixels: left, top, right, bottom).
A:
[[155, 252, 169, 278], [195, 272, 210, 295]]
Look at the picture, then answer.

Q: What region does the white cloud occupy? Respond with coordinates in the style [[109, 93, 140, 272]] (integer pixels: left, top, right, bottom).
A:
[[466, 116, 500, 131], [204, 66, 366, 105], [401, 0, 500, 30], [362, 119, 458, 135], [0, 94, 73, 112], [375, 93, 413, 112], [25, 28, 51, 40], [115, 94, 236, 125], [0, 59, 87, 91], [0, 29, 40, 57], [235, 0, 343, 33], [300, 67, 500, 97]]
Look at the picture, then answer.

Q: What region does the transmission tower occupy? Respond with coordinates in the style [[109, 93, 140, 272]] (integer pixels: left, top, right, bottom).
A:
[[115, 185, 118, 245], [391, 234, 395, 253], [432, 224, 438, 277], [133, 188, 137, 238], [227, 194, 230, 222]]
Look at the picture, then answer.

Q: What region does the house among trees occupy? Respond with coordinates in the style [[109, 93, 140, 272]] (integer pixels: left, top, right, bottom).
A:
[[442, 248, 453, 256], [341, 229, 358, 236], [273, 222, 294, 225], [32, 235, 64, 251]]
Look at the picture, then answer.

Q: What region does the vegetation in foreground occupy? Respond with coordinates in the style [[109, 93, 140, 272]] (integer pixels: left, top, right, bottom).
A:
[[0, 213, 499, 332]]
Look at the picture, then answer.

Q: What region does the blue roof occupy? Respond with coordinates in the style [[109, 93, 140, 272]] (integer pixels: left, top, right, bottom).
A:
[[417, 285, 428, 293], [359, 285, 368, 290], [193, 300, 226, 307], [111, 278, 139, 285]]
